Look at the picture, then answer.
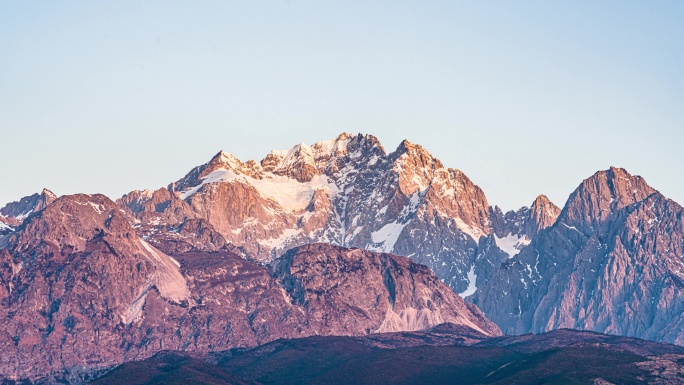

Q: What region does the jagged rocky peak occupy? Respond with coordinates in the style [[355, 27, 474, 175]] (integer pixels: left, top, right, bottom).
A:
[[170, 133, 377, 199], [0, 187, 57, 222], [117, 187, 194, 218], [0, 188, 57, 236], [530, 194, 559, 217], [5, 193, 190, 310], [7, 193, 128, 253], [471, 166, 684, 345], [205, 150, 263, 178], [40, 188, 57, 201], [486, 195, 560, 259], [127, 133, 515, 294], [528, 194, 561, 233], [390, 138, 491, 233], [140, 133, 500, 292], [118, 188, 159, 213], [260, 132, 381, 181], [559, 166, 656, 233], [116, 187, 225, 254], [491, 195, 560, 238], [392, 139, 445, 194]]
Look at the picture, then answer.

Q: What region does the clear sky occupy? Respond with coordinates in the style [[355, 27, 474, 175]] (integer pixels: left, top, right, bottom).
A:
[[1, 1, 682, 211]]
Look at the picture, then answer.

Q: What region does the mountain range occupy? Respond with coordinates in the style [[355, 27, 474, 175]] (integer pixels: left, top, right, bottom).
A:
[[1, 132, 683, 383]]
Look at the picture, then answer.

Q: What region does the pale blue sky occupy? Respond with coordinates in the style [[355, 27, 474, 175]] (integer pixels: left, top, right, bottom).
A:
[[1, 1, 682, 211]]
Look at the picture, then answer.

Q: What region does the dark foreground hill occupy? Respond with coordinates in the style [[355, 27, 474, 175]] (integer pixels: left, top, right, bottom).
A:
[[91, 324, 684, 385]]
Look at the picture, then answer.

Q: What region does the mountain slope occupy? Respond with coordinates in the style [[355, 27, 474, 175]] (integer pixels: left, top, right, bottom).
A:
[[0, 194, 498, 383], [273, 244, 500, 336], [471, 167, 684, 345], [125, 133, 539, 294]]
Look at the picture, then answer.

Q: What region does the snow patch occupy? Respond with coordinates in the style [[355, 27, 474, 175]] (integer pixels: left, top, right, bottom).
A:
[[561, 222, 582, 233], [260, 228, 302, 249], [180, 169, 338, 212], [14, 209, 33, 221], [368, 221, 410, 253], [88, 202, 105, 214], [367, 192, 424, 253], [455, 218, 485, 242], [459, 265, 477, 298], [494, 233, 531, 258], [120, 240, 191, 325]]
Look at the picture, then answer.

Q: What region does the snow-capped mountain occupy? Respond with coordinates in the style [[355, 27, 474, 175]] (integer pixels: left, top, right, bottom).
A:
[[121, 133, 547, 293], [3, 133, 684, 382]]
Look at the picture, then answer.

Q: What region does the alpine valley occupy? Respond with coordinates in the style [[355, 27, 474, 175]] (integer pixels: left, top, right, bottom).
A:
[[1, 133, 683, 384]]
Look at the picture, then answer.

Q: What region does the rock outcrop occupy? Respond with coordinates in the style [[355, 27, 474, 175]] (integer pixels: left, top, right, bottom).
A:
[[272, 244, 500, 336]]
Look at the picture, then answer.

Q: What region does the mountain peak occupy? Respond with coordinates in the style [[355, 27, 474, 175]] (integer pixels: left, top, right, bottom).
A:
[[335, 132, 354, 141], [397, 138, 418, 152], [532, 194, 552, 207], [529, 194, 561, 233], [204, 150, 260, 178], [585, 166, 654, 202], [559, 166, 656, 231], [260, 133, 365, 182], [40, 188, 57, 200], [210, 150, 242, 166], [0, 188, 57, 221], [608, 165, 627, 173]]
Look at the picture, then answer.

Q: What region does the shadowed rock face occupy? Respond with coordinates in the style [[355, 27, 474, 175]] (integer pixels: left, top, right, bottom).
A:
[[471, 167, 684, 345], [0, 194, 498, 384], [0, 188, 56, 221], [0, 188, 57, 235], [490, 194, 561, 239], [0, 216, 15, 236], [92, 326, 684, 385]]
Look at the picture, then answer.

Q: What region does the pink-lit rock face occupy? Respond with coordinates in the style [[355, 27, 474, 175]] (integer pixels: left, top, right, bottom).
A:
[[123, 133, 558, 294], [0, 193, 498, 383]]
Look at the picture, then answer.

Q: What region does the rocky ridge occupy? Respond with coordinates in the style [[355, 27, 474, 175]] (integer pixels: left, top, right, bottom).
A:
[[0, 188, 56, 235], [472, 167, 684, 345], [0, 193, 498, 383], [123, 133, 557, 293]]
